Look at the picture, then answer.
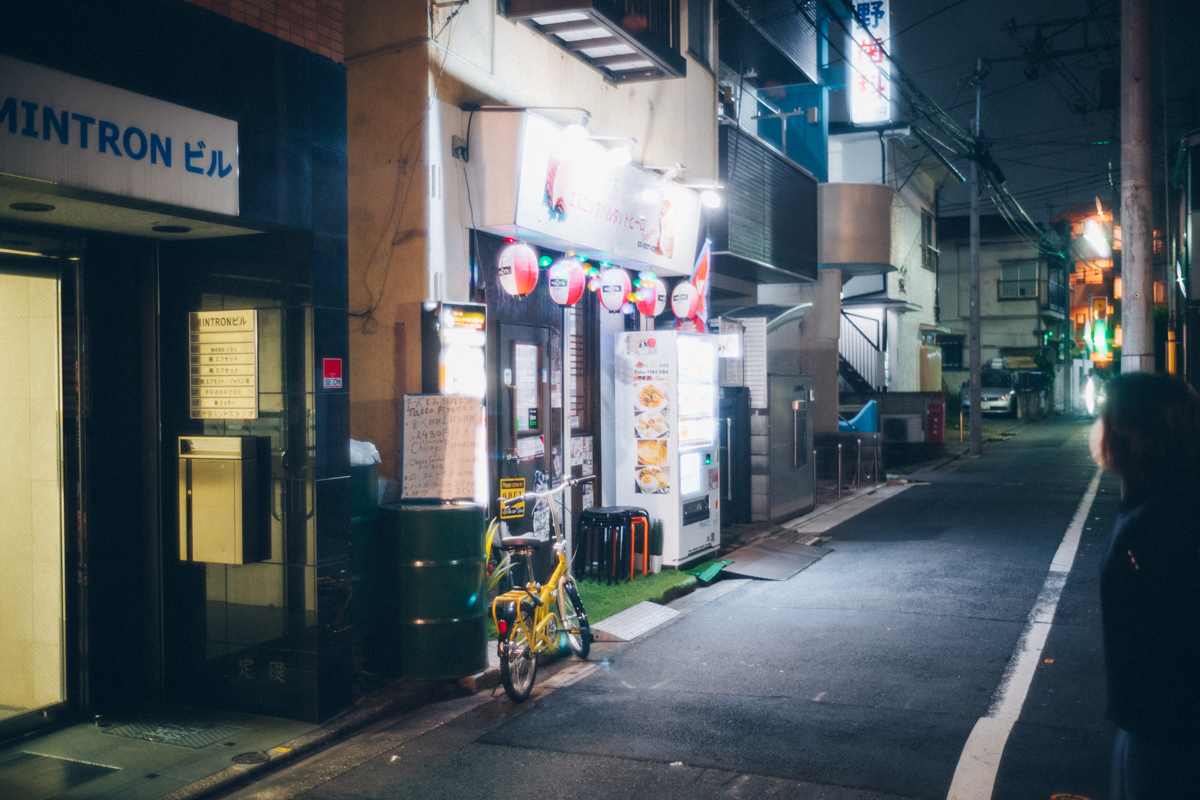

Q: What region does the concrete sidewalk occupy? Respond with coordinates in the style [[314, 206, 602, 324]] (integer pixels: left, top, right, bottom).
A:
[[2, 446, 965, 800]]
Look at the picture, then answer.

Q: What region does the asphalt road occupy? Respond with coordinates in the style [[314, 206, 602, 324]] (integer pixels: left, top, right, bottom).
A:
[[224, 416, 1116, 800]]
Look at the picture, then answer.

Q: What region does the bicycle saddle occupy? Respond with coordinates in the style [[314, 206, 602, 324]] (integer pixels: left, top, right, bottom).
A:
[[497, 535, 544, 550]]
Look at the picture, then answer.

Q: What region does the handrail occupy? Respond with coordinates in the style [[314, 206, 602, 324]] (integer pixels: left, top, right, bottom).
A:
[[839, 312, 884, 391], [841, 312, 881, 351]]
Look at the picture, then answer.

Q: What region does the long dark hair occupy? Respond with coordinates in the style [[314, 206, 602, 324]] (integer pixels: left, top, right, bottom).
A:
[[1097, 373, 1200, 496]]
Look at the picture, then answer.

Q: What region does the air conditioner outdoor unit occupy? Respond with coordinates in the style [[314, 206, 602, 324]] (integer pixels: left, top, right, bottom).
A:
[[880, 414, 924, 443]]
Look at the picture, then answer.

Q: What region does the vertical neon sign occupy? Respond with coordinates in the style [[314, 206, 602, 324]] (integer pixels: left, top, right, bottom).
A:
[[846, 0, 892, 125]]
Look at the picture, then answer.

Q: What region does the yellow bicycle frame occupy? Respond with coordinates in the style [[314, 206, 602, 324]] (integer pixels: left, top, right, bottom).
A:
[[491, 543, 574, 655]]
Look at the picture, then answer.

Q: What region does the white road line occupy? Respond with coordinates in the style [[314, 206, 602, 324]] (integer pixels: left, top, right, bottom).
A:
[[946, 468, 1103, 800]]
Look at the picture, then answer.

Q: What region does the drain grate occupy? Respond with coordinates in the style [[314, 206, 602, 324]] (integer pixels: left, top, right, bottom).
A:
[[231, 752, 270, 765], [101, 721, 243, 748], [0, 752, 118, 800]]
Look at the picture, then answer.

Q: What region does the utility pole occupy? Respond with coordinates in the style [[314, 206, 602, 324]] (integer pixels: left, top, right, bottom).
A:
[[969, 58, 983, 457], [1121, 0, 1154, 373]]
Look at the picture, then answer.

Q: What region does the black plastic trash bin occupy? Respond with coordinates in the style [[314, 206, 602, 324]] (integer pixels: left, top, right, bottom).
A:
[[372, 503, 487, 680]]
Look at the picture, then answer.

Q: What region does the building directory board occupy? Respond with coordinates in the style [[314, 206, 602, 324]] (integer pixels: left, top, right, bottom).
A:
[[189, 310, 258, 420]]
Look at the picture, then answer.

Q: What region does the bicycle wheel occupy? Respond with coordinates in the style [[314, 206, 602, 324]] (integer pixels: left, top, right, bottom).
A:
[[557, 578, 591, 659], [499, 603, 538, 702]]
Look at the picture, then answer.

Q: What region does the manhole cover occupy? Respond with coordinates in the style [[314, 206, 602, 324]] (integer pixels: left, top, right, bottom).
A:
[[101, 722, 243, 748], [232, 752, 269, 765]]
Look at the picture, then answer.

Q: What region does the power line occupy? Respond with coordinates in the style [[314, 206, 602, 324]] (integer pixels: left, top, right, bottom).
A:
[[892, 0, 972, 39]]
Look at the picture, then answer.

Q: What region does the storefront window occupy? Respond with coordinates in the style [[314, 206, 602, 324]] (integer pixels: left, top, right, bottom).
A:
[[0, 250, 65, 724]]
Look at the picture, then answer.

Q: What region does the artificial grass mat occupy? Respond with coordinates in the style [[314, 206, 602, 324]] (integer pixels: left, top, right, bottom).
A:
[[574, 568, 696, 623], [485, 561, 732, 638]]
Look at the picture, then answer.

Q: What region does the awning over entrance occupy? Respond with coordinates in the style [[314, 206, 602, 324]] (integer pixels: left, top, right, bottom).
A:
[[1, 174, 261, 240]]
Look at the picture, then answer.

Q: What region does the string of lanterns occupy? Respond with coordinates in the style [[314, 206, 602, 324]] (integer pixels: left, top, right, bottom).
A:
[[496, 239, 701, 322]]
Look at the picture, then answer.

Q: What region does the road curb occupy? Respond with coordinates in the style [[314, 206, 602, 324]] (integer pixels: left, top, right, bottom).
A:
[[159, 680, 460, 800]]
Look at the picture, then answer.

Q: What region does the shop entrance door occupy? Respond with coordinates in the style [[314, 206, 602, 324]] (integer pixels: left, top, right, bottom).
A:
[[496, 324, 553, 575], [0, 231, 70, 738]]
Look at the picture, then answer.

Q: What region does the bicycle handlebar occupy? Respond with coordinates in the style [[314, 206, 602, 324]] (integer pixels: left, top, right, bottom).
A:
[[498, 475, 595, 508]]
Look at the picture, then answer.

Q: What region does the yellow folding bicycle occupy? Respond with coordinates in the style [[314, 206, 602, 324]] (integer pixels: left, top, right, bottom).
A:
[[489, 475, 594, 702]]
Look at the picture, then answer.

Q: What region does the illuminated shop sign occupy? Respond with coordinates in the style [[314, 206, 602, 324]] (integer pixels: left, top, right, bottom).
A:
[[513, 114, 702, 276], [0, 54, 238, 215], [846, 0, 892, 125]]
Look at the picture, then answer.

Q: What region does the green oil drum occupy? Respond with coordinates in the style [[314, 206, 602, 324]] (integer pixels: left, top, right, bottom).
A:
[[373, 503, 487, 680]]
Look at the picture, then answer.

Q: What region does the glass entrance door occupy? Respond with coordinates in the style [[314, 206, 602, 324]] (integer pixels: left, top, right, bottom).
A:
[[0, 235, 66, 727]]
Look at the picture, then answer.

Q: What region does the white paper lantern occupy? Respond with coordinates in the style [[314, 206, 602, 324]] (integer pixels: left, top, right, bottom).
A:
[[599, 268, 631, 312], [671, 281, 699, 319]]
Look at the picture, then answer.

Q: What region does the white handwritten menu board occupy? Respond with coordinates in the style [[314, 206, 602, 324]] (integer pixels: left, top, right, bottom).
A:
[[401, 394, 481, 500], [189, 310, 258, 419]]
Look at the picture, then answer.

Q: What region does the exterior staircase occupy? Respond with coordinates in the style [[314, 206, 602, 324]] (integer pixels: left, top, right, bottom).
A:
[[839, 311, 885, 393]]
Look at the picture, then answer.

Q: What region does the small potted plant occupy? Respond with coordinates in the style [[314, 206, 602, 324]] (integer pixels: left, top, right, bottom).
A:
[[649, 519, 663, 573]]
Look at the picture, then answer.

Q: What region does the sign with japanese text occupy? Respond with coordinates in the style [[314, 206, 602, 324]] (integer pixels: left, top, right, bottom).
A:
[[0, 54, 239, 215], [189, 310, 258, 419], [513, 114, 702, 277], [400, 394, 481, 500], [499, 478, 526, 520], [846, 0, 892, 125]]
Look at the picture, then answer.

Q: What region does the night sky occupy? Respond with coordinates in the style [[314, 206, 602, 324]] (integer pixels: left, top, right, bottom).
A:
[[829, 0, 1199, 224]]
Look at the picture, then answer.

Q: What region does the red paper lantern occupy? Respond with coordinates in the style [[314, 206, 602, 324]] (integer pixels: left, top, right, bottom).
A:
[[599, 268, 631, 312], [635, 277, 668, 317], [671, 281, 699, 319], [652, 279, 668, 316], [548, 259, 586, 306], [497, 243, 539, 296]]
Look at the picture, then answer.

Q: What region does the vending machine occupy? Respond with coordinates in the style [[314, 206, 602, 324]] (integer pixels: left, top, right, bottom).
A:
[[615, 331, 720, 567]]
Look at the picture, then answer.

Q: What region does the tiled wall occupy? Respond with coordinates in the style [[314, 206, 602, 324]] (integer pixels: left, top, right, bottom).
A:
[[185, 0, 344, 62], [0, 272, 63, 717]]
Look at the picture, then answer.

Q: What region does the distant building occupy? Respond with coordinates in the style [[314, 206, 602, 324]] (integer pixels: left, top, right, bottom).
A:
[[936, 214, 1069, 409]]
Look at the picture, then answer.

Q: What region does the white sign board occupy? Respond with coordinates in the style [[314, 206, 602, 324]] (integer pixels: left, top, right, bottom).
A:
[[514, 114, 702, 277], [189, 310, 258, 419], [0, 54, 239, 215], [401, 395, 482, 501], [846, 0, 892, 125]]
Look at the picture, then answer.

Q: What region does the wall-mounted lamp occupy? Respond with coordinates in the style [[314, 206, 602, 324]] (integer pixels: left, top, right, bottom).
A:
[[590, 135, 637, 165], [681, 181, 725, 209], [563, 113, 591, 140]]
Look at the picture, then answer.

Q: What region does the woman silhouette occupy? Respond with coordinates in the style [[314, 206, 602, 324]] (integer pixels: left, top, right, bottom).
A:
[[1090, 372, 1200, 798]]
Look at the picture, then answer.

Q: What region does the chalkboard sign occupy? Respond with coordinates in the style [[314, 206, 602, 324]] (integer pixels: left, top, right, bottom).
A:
[[400, 394, 481, 500]]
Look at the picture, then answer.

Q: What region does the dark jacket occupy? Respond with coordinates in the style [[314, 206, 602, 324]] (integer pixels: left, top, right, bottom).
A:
[[1101, 483, 1200, 741]]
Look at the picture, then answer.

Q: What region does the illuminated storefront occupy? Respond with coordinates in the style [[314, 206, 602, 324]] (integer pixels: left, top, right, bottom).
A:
[[444, 111, 707, 555], [0, 1, 351, 740]]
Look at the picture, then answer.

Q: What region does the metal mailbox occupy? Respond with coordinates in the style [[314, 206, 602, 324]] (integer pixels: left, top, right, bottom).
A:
[[178, 436, 269, 564]]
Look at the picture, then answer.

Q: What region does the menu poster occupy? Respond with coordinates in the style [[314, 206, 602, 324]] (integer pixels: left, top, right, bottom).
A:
[[629, 347, 671, 495], [400, 394, 481, 500]]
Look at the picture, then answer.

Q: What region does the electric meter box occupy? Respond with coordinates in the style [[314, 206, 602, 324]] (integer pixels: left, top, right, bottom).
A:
[[178, 436, 270, 564]]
